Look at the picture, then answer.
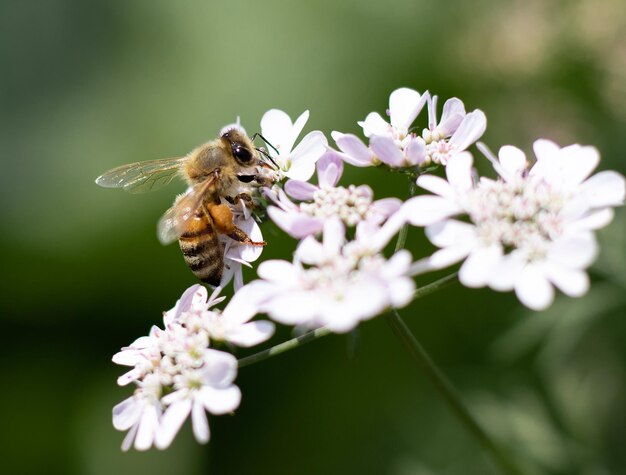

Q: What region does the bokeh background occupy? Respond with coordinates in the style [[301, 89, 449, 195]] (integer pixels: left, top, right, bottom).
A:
[[1, 0, 625, 474]]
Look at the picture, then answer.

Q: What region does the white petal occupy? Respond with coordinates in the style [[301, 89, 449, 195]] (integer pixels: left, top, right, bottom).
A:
[[155, 399, 192, 450], [425, 219, 477, 247], [285, 180, 317, 200], [487, 251, 526, 291], [199, 386, 242, 415], [498, 145, 527, 180], [358, 112, 391, 138], [402, 196, 463, 226], [257, 260, 298, 284], [515, 264, 554, 311], [134, 404, 159, 451], [226, 321, 275, 347], [448, 110, 487, 152], [316, 151, 344, 187], [438, 98, 466, 136], [578, 170, 625, 208], [548, 232, 598, 269], [285, 130, 327, 181], [295, 237, 325, 265], [405, 137, 426, 165], [459, 245, 502, 288], [569, 208, 615, 231], [322, 218, 345, 256], [370, 135, 405, 167], [370, 197, 402, 218], [532, 139, 560, 162], [332, 132, 375, 166], [191, 400, 210, 444], [417, 174, 455, 199], [267, 206, 323, 238], [262, 291, 321, 325], [388, 277, 416, 308], [428, 245, 472, 269], [557, 144, 600, 188], [113, 396, 142, 431], [234, 218, 264, 262], [203, 349, 238, 387], [260, 109, 298, 154], [389, 87, 425, 131], [370, 210, 407, 251], [445, 151, 474, 191], [544, 264, 590, 297], [121, 423, 139, 452], [222, 284, 263, 324]]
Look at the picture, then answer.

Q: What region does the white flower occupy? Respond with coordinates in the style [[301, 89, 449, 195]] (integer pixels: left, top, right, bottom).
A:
[[260, 109, 327, 181], [167, 284, 275, 347], [112, 284, 272, 450], [420, 95, 487, 166], [112, 379, 162, 451], [266, 151, 402, 238], [156, 349, 241, 448], [358, 87, 428, 140], [247, 218, 415, 333], [332, 87, 429, 168], [402, 140, 625, 310]]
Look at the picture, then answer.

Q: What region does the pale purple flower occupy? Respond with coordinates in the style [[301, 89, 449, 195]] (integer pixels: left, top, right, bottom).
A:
[[402, 140, 625, 310], [419, 95, 487, 167], [246, 218, 415, 333], [332, 87, 429, 168], [266, 151, 402, 238], [260, 109, 327, 181]]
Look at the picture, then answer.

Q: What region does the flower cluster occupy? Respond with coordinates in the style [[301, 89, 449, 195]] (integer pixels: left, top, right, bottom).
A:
[[109, 87, 625, 451], [248, 218, 415, 333], [332, 88, 487, 169], [112, 285, 274, 450], [401, 141, 625, 309]]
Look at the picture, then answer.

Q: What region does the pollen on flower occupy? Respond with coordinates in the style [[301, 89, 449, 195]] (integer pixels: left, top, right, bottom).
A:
[[425, 140, 455, 166], [466, 176, 568, 259], [299, 184, 374, 227]]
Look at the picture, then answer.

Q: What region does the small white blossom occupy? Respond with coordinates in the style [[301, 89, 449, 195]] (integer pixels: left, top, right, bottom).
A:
[[266, 151, 401, 238], [260, 109, 327, 181], [402, 140, 625, 310], [420, 94, 487, 166], [246, 218, 415, 333], [112, 284, 274, 450], [331, 88, 485, 169]]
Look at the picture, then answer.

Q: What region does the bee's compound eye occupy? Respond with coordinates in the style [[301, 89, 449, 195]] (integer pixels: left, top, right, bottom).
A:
[[232, 144, 253, 163]]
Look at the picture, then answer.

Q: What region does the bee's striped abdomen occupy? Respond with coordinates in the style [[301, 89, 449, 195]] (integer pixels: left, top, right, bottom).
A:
[[179, 213, 224, 286]]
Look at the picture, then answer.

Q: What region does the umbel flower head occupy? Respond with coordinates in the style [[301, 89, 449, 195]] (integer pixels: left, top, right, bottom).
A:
[[266, 151, 401, 239], [244, 218, 416, 333], [331, 87, 486, 169], [402, 140, 625, 310], [112, 285, 274, 451]]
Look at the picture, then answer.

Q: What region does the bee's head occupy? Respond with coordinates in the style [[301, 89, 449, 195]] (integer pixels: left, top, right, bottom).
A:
[[221, 127, 257, 166]]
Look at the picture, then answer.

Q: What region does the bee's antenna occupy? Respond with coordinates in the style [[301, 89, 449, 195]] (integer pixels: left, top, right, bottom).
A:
[[251, 133, 280, 156], [252, 132, 280, 169], [255, 147, 279, 169]]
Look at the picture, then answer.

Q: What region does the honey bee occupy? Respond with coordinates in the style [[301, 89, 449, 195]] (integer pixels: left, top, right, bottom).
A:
[[96, 126, 273, 286]]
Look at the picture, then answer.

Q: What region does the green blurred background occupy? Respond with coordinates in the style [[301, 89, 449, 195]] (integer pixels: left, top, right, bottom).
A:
[[1, 0, 625, 474]]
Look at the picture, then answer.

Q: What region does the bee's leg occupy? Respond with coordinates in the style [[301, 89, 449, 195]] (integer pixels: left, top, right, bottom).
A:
[[226, 193, 255, 208], [228, 226, 267, 247], [205, 202, 266, 246]]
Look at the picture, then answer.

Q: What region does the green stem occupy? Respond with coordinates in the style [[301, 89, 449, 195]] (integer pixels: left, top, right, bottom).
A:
[[237, 273, 457, 369], [237, 327, 331, 368], [385, 310, 527, 475]]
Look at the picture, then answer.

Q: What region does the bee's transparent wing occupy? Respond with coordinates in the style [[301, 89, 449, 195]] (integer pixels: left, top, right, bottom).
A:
[[157, 177, 217, 245], [95, 157, 187, 194]]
